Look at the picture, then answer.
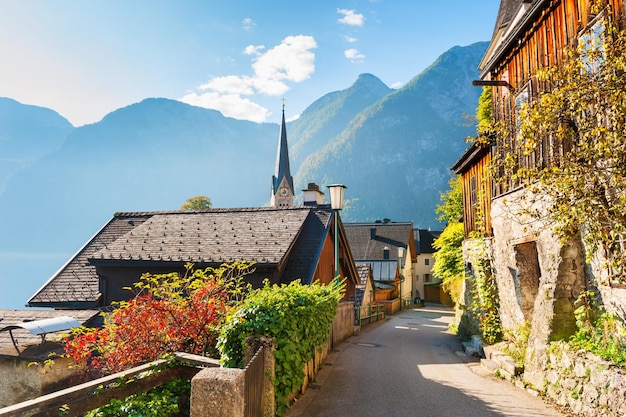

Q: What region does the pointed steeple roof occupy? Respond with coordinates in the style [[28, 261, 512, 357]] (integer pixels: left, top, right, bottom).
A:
[[272, 105, 294, 194]]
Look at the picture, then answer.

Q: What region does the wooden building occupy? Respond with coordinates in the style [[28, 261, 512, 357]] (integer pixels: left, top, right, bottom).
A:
[[457, 0, 626, 391], [452, 142, 492, 238]]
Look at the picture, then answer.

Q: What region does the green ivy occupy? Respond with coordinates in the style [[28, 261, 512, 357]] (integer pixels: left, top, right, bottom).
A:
[[217, 280, 344, 416], [84, 377, 190, 417], [465, 239, 502, 345]]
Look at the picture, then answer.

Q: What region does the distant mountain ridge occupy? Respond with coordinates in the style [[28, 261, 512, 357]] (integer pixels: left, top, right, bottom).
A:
[[0, 42, 487, 308], [0, 97, 73, 193], [288, 73, 393, 167], [294, 42, 488, 223]]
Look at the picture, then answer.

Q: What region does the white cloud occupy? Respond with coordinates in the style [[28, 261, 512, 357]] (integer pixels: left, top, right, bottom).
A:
[[337, 9, 365, 26], [391, 81, 404, 89], [242, 17, 255, 31], [244, 44, 265, 56], [344, 48, 365, 62], [252, 35, 317, 83], [343, 35, 358, 43], [179, 91, 269, 123], [199, 75, 254, 95], [180, 35, 317, 122]]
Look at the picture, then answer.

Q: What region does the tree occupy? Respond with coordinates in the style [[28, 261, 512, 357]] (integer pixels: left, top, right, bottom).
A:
[[433, 176, 465, 304], [433, 222, 465, 304], [64, 262, 253, 376], [180, 195, 212, 210], [485, 18, 626, 282], [436, 176, 463, 223]]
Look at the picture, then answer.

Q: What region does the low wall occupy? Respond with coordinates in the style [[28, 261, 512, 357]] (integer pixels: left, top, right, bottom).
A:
[[331, 302, 354, 347], [0, 348, 76, 408], [544, 341, 626, 416]]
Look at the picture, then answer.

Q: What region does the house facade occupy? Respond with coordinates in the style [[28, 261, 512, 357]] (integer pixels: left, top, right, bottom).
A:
[[413, 228, 444, 304], [460, 0, 626, 389], [344, 220, 417, 311]]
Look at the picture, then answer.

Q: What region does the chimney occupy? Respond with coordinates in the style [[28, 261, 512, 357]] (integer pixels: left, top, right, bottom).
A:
[[303, 182, 324, 206], [370, 228, 376, 240]]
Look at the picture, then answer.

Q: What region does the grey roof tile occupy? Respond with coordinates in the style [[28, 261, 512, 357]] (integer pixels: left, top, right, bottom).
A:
[[344, 222, 414, 260], [28, 206, 332, 307]]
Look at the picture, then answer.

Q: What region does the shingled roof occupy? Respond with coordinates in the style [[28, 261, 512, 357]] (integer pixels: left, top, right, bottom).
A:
[[28, 206, 333, 308], [27, 214, 152, 308], [344, 221, 415, 261]]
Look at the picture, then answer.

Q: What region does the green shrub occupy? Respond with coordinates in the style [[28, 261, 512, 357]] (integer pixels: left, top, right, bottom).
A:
[[218, 279, 344, 416], [570, 291, 626, 366], [84, 377, 190, 417]]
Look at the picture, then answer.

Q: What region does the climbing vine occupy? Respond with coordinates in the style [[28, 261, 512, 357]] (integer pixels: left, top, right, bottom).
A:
[[465, 238, 502, 344]]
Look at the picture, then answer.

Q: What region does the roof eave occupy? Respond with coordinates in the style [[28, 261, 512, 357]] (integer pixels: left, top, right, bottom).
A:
[[480, 0, 549, 79]]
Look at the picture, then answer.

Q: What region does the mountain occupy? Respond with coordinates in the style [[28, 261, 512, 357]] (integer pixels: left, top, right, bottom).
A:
[[0, 98, 277, 252], [0, 97, 74, 193], [294, 42, 488, 227], [0, 42, 487, 308], [288, 73, 393, 168]]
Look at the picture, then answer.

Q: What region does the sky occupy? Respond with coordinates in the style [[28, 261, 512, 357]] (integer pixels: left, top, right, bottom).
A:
[[0, 1, 501, 127], [0, 1, 503, 310]]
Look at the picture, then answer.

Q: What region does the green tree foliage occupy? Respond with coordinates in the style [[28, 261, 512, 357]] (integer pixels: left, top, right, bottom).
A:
[[433, 222, 465, 304], [180, 195, 212, 210], [433, 176, 465, 305], [476, 86, 493, 136], [436, 176, 463, 223], [486, 18, 626, 282], [218, 280, 344, 416]]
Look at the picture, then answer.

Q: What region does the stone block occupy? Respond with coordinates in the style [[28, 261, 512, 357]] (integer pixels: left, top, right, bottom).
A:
[[191, 368, 245, 417]]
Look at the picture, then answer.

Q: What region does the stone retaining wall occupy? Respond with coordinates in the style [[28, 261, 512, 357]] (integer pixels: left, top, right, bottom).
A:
[[545, 341, 626, 416]]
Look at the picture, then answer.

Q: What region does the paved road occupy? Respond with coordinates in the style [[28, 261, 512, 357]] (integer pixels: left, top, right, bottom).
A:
[[286, 305, 564, 417]]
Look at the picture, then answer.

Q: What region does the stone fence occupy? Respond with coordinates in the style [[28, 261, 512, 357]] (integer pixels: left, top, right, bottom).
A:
[[544, 341, 626, 416]]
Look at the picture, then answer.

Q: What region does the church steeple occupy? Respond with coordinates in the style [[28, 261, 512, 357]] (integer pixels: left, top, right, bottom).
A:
[[271, 103, 294, 207]]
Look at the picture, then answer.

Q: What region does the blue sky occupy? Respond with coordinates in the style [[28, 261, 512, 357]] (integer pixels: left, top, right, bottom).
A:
[[0, 1, 501, 126]]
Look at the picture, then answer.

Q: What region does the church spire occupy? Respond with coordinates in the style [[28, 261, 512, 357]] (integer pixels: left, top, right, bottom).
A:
[[271, 103, 294, 207]]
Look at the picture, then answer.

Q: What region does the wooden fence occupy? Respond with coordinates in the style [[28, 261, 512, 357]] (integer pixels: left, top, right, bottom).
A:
[[0, 352, 217, 417]]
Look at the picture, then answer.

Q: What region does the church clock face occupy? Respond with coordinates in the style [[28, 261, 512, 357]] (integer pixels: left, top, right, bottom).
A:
[[280, 187, 288, 196]]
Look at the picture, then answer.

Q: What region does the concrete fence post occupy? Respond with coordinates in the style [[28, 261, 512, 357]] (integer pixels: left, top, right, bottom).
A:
[[190, 368, 245, 417]]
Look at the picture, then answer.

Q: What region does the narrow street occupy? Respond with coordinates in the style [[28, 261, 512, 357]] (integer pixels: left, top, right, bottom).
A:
[[287, 305, 565, 417]]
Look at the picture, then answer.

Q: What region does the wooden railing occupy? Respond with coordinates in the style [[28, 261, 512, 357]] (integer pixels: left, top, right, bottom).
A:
[[0, 352, 219, 417], [355, 303, 385, 326]]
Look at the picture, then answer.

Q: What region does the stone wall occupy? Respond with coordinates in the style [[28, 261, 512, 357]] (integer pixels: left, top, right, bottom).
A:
[[545, 341, 626, 416], [488, 189, 587, 389]]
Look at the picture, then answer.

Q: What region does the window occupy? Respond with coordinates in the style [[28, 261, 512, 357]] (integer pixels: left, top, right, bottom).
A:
[[424, 274, 432, 283], [579, 15, 606, 74], [425, 258, 430, 266]]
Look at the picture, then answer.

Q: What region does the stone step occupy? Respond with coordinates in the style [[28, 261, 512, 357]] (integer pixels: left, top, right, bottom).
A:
[[481, 358, 499, 372]]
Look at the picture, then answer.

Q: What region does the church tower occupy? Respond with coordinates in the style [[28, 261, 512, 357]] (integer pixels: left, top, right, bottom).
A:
[[271, 104, 295, 207]]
